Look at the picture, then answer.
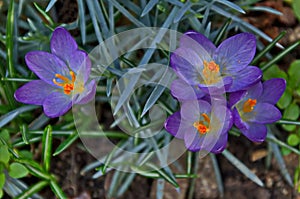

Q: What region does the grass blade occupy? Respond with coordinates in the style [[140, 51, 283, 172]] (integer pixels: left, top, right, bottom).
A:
[[42, 125, 52, 172], [53, 132, 78, 156], [0, 105, 38, 128], [174, 1, 192, 23], [86, 0, 103, 43], [141, 0, 159, 17], [222, 149, 264, 187], [77, 0, 86, 44], [49, 180, 66, 199], [15, 181, 48, 199], [45, 0, 57, 12], [216, 0, 245, 14]]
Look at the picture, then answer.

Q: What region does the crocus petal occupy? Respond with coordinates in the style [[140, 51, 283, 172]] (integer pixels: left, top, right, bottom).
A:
[[232, 108, 249, 130], [210, 133, 228, 154], [211, 105, 233, 134], [214, 33, 256, 73], [198, 76, 232, 95], [50, 27, 78, 65], [259, 78, 286, 104], [248, 103, 282, 124], [229, 90, 246, 108], [69, 50, 91, 80], [25, 51, 69, 86], [170, 78, 205, 100], [43, 92, 72, 118], [14, 80, 55, 105], [180, 100, 211, 122], [240, 123, 267, 143], [180, 31, 216, 56], [170, 48, 203, 85], [74, 80, 97, 104], [164, 111, 187, 139], [227, 66, 262, 92], [184, 130, 202, 152], [245, 81, 263, 99]]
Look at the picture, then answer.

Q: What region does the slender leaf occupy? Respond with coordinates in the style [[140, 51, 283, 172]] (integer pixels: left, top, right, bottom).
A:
[[248, 6, 282, 15], [173, 1, 192, 23], [86, 0, 103, 43], [42, 125, 52, 172], [53, 133, 78, 156], [77, 0, 86, 44], [15, 181, 48, 199], [216, 0, 245, 14], [222, 150, 264, 187], [45, 0, 57, 12], [20, 124, 29, 145], [0, 105, 38, 128], [141, 0, 159, 17], [33, 3, 55, 26], [49, 180, 67, 199]]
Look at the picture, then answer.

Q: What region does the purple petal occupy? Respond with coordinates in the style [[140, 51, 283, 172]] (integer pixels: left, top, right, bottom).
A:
[[248, 103, 282, 124], [180, 31, 216, 55], [170, 78, 205, 100], [74, 80, 97, 104], [240, 123, 267, 143], [14, 80, 55, 105], [245, 81, 263, 99], [50, 27, 78, 65], [43, 92, 72, 118], [25, 51, 69, 86], [229, 90, 246, 108], [259, 78, 286, 104], [164, 111, 187, 139], [211, 105, 233, 134], [210, 133, 228, 154], [199, 76, 232, 95], [227, 66, 262, 92], [232, 108, 249, 130], [214, 33, 256, 73], [170, 48, 203, 85], [180, 100, 211, 121], [69, 50, 91, 78], [184, 130, 202, 152]]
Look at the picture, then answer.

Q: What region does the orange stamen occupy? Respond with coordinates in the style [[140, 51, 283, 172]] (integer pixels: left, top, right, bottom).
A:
[[53, 71, 77, 95], [193, 113, 211, 135], [243, 98, 257, 113], [202, 60, 220, 84], [202, 113, 210, 123]]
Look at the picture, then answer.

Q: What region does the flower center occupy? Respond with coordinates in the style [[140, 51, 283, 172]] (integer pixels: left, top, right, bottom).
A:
[[243, 98, 257, 113], [53, 71, 82, 95], [202, 60, 220, 85], [193, 113, 210, 135]]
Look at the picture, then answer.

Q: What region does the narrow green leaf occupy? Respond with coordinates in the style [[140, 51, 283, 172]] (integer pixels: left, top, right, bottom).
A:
[[49, 180, 67, 199], [33, 3, 55, 26], [214, 18, 232, 45], [0, 105, 38, 128], [173, 1, 192, 23], [146, 163, 179, 188], [252, 31, 286, 65], [141, 0, 159, 17], [77, 0, 86, 44], [15, 181, 48, 199], [45, 0, 57, 12], [20, 124, 29, 145], [270, 142, 293, 186], [210, 154, 224, 198], [222, 150, 264, 187], [116, 173, 136, 197], [86, 0, 103, 43], [292, 0, 300, 21], [261, 40, 300, 71], [8, 163, 29, 179], [216, 0, 245, 14], [186, 151, 193, 175], [42, 125, 52, 172], [6, 0, 16, 79], [53, 133, 78, 156]]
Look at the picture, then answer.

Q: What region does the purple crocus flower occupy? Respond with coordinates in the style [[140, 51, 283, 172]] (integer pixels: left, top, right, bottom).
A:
[[229, 78, 286, 142], [164, 100, 232, 153], [14, 27, 96, 118], [170, 31, 262, 93], [170, 78, 205, 101]]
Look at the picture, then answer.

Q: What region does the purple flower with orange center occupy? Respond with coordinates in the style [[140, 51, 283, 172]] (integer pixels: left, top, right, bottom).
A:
[[229, 78, 286, 142], [171, 31, 262, 93], [14, 27, 96, 118], [164, 100, 232, 153]]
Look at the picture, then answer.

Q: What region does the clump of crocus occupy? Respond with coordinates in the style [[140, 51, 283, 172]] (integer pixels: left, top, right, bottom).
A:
[[164, 100, 232, 153], [165, 30, 285, 154], [15, 27, 96, 118], [170, 31, 262, 93], [229, 78, 286, 142]]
